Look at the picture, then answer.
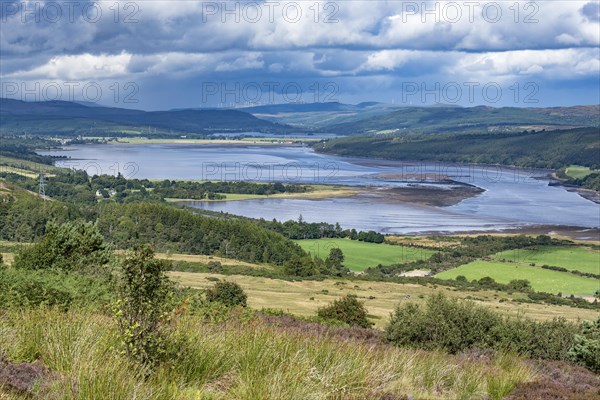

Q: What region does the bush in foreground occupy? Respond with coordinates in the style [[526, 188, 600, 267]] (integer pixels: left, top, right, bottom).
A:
[[0, 268, 113, 310], [205, 280, 247, 307], [12, 220, 111, 276], [317, 294, 373, 328], [568, 316, 600, 373], [115, 245, 174, 368], [385, 293, 578, 360]]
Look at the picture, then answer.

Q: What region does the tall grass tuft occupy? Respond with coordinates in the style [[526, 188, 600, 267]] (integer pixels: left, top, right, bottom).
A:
[[0, 308, 537, 399]]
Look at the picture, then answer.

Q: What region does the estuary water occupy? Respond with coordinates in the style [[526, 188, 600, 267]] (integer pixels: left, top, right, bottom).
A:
[[41, 144, 600, 234]]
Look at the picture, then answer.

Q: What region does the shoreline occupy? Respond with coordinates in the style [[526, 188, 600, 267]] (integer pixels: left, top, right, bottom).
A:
[[169, 180, 484, 207], [547, 172, 600, 204], [168, 184, 360, 203], [434, 225, 600, 243], [108, 137, 319, 146]]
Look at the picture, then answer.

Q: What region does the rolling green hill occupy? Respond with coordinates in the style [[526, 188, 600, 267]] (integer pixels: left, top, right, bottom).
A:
[[320, 105, 600, 135], [0, 99, 291, 136], [244, 101, 401, 128]]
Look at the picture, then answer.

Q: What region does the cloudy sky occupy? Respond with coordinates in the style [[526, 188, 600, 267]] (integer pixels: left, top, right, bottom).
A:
[[1, 0, 599, 110]]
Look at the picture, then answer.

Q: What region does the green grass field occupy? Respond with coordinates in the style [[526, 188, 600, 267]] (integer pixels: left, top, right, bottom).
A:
[[294, 238, 435, 272], [565, 165, 598, 179], [493, 246, 600, 275], [435, 260, 600, 296]]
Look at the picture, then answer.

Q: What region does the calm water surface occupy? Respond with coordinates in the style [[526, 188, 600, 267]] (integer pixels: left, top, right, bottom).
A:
[[41, 144, 600, 234]]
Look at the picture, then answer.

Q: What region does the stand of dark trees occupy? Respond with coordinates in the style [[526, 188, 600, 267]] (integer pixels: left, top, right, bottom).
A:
[[254, 217, 385, 242], [0, 136, 60, 165], [0, 193, 305, 265], [0, 170, 309, 204]]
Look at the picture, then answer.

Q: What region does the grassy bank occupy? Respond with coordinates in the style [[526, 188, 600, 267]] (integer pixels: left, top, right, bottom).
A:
[[0, 308, 537, 400], [168, 185, 359, 203]]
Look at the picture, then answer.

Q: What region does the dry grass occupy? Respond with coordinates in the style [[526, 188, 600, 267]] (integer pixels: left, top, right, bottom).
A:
[[169, 272, 600, 329], [0, 253, 14, 265], [168, 184, 359, 203], [154, 252, 270, 269], [385, 235, 460, 249], [0, 157, 62, 174]]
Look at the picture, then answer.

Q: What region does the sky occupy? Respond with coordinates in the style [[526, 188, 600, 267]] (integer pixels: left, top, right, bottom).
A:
[[0, 0, 599, 110]]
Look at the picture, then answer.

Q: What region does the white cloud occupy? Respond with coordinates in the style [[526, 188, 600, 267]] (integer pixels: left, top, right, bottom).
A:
[[215, 53, 264, 72], [446, 48, 600, 82], [7, 52, 132, 80]]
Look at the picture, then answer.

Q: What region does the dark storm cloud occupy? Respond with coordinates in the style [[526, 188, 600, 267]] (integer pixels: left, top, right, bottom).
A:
[[581, 2, 600, 22]]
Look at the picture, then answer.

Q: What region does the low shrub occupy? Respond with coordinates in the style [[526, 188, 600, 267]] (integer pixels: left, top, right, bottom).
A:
[[115, 245, 174, 369], [385, 293, 579, 360], [317, 294, 373, 328], [0, 268, 113, 309], [568, 316, 600, 373], [207, 260, 223, 273], [12, 220, 111, 277], [205, 281, 247, 307]]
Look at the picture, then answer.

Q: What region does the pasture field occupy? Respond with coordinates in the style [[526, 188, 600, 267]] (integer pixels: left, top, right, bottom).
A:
[[0, 165, 41, 178], [294, 238, 436, 272], [153, 252, 271, 270], [435, 260, 600, 296], [565, 165, 597, 179], [170, 271, 600, 328], [0, 156, 63, 174], [492, 246, 600, 275]]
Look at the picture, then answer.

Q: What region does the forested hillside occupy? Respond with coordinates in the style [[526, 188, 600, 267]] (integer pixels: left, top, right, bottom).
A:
[[0, 186, 305, 265], [315, 127, 600, 169]]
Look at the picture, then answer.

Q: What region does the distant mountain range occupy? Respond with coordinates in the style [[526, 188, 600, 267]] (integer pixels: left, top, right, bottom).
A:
[[240, 101, 401, 128], [1, 98, 598, 137], [0, 99, 291, 136]]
